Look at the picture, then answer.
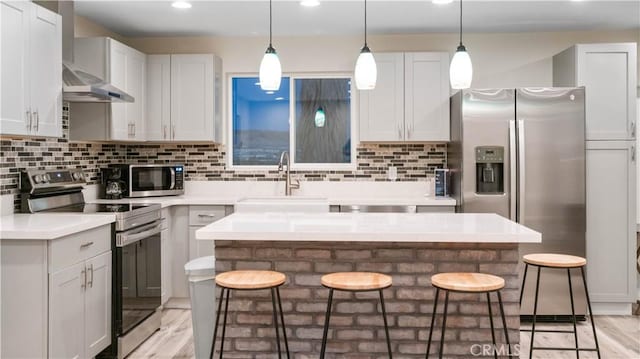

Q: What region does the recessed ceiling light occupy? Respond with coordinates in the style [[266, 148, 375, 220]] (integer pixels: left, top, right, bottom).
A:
[[171, 1, 192, 9], [432, 0, 453, 4], [275, 97, 285, 101], [266, 91, 275, 95], [300, 0, 320, 7]]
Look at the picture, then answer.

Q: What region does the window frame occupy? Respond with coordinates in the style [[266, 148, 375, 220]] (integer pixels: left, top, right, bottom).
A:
[[227, 73, 358, 171]]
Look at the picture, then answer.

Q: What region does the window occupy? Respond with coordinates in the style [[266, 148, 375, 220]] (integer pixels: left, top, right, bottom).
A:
[[231, 75, 354, 168]]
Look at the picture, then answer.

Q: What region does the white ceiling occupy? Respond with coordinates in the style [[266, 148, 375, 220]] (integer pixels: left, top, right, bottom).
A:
[[75, 0, 640, 38]]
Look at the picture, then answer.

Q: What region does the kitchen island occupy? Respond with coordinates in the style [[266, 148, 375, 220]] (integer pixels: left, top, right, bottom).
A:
[[196, 212, 540, 358]]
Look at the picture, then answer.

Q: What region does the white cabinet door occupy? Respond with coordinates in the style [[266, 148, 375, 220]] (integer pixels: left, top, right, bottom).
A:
[[404, 52, 450, 141], [146, 55, 171, 141], [85, 251, 112, 358], [161, 228, 173, 304], [170, 54, 215, 141], [577, 44, 637, 141], [586, 141, 636, 303], [128, 48, 146, 140], [0, 1, 30, 135], [189, 226, 215, 260], [49, 262, 85, 359], [29, 4, 61, 137], [109, 40, 129, 140], [359, 52, 405, 141]]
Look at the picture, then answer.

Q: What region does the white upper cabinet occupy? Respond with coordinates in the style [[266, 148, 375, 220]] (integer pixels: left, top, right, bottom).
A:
[[71, 37, 146, 141], [146, 55, 171, 141], [404, 52, 450, 141], [359, 52, 450, 142], [146, 54, 222, 142], [553, 43, 637, 141], [1, 1, 61, 137]]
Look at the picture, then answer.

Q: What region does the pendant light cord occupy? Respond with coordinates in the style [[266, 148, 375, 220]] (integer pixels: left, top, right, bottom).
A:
[[364, 0, 367, 46], [459, 0, 463, 46], [269, 0, 273, 47]]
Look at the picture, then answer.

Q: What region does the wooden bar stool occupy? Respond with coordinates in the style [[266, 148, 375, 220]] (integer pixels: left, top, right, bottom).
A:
[[426, 272, 512, 359], [319, 272, 393, 358], [520, 253, 601, 358], [210, 270, 290, 359]]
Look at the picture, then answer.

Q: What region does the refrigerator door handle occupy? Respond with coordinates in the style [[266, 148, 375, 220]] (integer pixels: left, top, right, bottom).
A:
[[509, 120, 517, 221], [517, 119, 526, 223]]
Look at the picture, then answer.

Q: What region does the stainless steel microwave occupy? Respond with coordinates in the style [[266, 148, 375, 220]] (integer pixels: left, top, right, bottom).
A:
[[107, 164, 185, 197]]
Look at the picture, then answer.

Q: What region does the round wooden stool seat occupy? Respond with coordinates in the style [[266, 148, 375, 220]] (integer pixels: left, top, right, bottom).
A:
[[523, 253, 586, 268], [321, 272, 392, 291], [215, 270, 286, 290], [431, 272, 505, 292]]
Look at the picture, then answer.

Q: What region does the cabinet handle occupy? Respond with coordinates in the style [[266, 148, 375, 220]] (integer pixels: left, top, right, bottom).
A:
[[632, 146, 636, 163], [34, 111, 39, 132], [198, 213, 216, 218], [407, 123, 413, 139], [172, 124, 176, 139], [132, 123, 136, 137], [632, 122, 636, 138], [87, 264, 94, 288], [81, 268, 87, 289], [26, 110, 32, 130], [163, 125, 167, 139], [80, 241, 94, 248], [397, 123, 402, 139]]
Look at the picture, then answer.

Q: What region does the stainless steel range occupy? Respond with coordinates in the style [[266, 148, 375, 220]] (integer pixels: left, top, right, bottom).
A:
[[21, 169, 163, 358]]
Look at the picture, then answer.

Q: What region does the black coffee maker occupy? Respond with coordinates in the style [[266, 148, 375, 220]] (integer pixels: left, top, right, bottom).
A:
[[102, 167, 127, 199]]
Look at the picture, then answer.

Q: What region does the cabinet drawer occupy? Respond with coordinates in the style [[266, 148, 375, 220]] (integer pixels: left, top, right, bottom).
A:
[[49, 225, 111, 273], [416, 206, 455, 213], [189, 206, 226, 226]]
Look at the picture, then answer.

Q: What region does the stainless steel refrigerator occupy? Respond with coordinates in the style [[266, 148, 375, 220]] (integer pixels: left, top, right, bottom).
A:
[[448, 88, 587, 321]]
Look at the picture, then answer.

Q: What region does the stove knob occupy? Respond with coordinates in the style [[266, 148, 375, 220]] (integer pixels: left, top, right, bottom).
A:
[[33, 174, 43, 184], [73, 172, 84, 181], [43, 174, 51, 182]]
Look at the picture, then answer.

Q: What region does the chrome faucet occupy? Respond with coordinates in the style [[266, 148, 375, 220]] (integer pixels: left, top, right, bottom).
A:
[[278, 151, 300, 196]]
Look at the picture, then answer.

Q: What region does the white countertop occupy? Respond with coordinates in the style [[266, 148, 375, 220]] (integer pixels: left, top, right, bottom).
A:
[[0, 213, 116, 240], [196, 212, 541, 243], [90, 195, 456, 208]]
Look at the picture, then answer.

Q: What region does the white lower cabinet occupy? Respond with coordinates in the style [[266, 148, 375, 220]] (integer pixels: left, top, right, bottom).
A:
[[586, 141, 636, 309], [1, 224, 112, 358], [188, 205, 227, 260], [49, 251, 112, 359], [160, 208, 173, 305]]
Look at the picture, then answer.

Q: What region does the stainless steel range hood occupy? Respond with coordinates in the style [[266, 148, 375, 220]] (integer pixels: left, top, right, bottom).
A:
[[59, 1, 133, 103], [63, 62, 134, 102]]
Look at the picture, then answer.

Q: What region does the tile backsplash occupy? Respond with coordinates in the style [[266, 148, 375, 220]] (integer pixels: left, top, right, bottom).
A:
[[1, 105, 447, 202]]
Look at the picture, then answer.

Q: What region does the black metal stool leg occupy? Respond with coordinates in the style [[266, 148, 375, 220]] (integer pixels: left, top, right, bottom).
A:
[[276, 287, 290, 358], [438, 290, 450, 359], [425, 287, 440, 359], [497, 291, 512, 358], [487, 292, 498, 359], [529, 266, 541, 359], [581, 266, 601, 359], [379, 289, 393, 359], [320, 288, 334, 359], [210, 287, 226, 359], [271, 288, 282, 359], [219, 287, 230, 359], [519, 263, 528, 306], [567, 268, 580, 359]]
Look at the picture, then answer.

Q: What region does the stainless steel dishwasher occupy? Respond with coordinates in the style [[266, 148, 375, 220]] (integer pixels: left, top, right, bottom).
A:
[[339, 205, 417, 213]]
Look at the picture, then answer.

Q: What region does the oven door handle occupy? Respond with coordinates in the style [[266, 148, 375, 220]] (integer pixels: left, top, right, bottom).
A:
[[116, 220, 163, 247]]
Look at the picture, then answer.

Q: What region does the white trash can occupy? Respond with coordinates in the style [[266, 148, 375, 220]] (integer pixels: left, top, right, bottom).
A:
[[184, 256, 216, 359]]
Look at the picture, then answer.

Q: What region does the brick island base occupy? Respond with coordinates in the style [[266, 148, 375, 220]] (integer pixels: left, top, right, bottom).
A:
[[213, 240, 520, 358]]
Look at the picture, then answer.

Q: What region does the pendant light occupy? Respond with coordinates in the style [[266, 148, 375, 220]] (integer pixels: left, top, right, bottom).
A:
[[354, 0, 376, 90], [449, 0, 473, 89], [259, 0, 282, 91], [314, 106, 326, 127]]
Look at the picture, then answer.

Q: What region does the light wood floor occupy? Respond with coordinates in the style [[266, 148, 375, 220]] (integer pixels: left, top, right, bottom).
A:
[[129, 309, 640, 358]]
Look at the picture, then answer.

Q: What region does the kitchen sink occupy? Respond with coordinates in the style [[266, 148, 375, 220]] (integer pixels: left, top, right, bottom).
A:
[[234, 196, 330, 213]]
